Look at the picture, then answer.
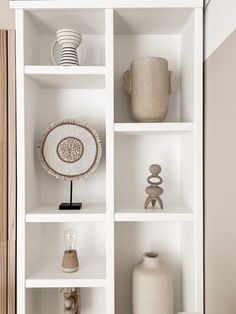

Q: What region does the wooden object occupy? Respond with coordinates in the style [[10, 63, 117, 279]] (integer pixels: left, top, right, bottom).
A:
[[0, 30, 8, 314], [0, 30, 16, 314], [60, 288, 81, 314], [7, 30, 16, 314], [123, 57, 175, 122], [0, 241, 7, 314], [62, 250, 79, 273], [145, 164, 164, 209], [0, 30, 8, 242]]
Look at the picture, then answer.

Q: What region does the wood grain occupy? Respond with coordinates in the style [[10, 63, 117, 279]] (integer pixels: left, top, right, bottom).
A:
[[0, 30, 8, 314], [0, 30, 8, 242], [7, 30, 16, 314], [7, 30, 16, 243], [7, 241, 15, 314], [0, 241, 7, 314]]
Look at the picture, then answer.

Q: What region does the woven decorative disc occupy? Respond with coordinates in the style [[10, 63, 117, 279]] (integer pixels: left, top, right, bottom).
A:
[[39, 120, 102, 181]]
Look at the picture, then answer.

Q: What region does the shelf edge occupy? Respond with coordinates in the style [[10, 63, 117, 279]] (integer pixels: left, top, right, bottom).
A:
[[10, 1, 204, 10], [24, 65, 107, 76], [25, 278, 107, 288]]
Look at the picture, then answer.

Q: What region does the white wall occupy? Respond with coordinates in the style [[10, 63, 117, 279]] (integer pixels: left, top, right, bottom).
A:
[[0, 0, 15, 29], [205, 0, 236, 59], [205, 0, 236, 313]]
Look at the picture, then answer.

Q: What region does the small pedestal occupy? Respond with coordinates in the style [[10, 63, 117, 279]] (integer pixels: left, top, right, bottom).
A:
[[59, 181, 82, 210]]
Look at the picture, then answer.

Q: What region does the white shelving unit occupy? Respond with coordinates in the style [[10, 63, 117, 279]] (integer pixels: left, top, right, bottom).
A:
[[12, 1, 203, 313]]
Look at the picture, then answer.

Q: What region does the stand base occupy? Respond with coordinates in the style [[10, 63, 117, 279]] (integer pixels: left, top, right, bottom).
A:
[[59, 203, 82, 210]]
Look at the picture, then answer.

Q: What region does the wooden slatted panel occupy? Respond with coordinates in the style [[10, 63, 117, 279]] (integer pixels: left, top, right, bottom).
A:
[[7, 30, 16, 314], [0, 29, 8, 314], [0, 241, 7, 314], [7, 241, 15, 314]]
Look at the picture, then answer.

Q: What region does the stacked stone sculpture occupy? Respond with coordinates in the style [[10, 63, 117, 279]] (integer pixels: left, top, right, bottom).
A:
[[144, 164, 163, 209]]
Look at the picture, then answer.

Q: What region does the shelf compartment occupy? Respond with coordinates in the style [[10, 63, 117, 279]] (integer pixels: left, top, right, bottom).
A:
[[114, 122, 194, 134], [26, 256, 106, 288], [115, 221, 195, 314], [26, 203, 106, 223], [26, 222, 106, 289], [25, 66, 106, 89], [26, 288, 106, 314], [24, 10, 105, 66], [24, 77, 106, 210], [115, 133, 194, 212], [114, 10, 197, 124], [115, 206, 194, 222]]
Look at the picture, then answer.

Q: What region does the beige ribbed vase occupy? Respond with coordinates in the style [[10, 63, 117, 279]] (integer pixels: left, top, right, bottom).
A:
[[123, 57, 175, 122], [132, 252, 174, 314]]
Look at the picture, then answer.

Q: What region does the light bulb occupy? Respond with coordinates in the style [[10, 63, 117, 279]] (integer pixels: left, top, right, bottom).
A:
[[64, 229, 78, 251]]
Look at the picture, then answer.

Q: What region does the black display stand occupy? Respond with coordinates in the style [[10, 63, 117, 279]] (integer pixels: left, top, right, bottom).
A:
[[59, 181, 82, 210]]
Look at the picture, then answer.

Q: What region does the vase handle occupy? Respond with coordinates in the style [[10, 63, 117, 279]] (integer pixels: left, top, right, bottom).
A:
[[123, 70, 132, 96], [50, 39, 59, 66], [169, 71, 177, 94]]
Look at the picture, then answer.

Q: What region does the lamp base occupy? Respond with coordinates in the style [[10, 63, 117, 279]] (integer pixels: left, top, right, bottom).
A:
[[62, 249, 79, 273], [59, 203, 82, 210]]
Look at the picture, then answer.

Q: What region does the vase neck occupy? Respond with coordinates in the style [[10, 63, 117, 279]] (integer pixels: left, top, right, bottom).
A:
[[142, 252, 161, 268]]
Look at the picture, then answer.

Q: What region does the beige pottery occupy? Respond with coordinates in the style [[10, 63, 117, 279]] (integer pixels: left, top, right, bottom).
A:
[[132, 252, 174, 314], [123, 57, 175, 122]]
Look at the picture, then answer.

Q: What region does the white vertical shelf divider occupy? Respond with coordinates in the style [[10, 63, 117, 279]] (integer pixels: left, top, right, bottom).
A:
[[194, 8, 203, 313], [105, 8, 115, 314], [15, 9, 26, 314]]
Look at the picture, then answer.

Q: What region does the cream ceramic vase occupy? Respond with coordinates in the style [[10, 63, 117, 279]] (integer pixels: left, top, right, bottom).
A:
[[51, 28, 87, 66], [123, 57, 175, 122], [132, 252, 174, 314]]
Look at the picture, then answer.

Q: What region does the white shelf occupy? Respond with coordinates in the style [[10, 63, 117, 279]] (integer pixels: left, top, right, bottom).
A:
[[26, 256, 106, 288], [11, 1, 204, 9], [115, 206, 194, 222], [25, 66, 106, 89], [25, 66, 106, 75], [26, 203, 106, 223], [114, 122, 194, 134]]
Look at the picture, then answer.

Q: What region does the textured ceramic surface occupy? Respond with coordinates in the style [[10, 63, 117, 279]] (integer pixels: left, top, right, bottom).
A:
[[145, 164, 164, 209], [132, 252, 174, 314], [60, 288, 81, 314], [39, 119, 102, 181], [62, 249, 79, 273], [123, 57, 175, 122]]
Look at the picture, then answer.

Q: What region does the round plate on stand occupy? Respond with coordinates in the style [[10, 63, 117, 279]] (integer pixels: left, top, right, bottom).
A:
[[39, 119, 102, 181]]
